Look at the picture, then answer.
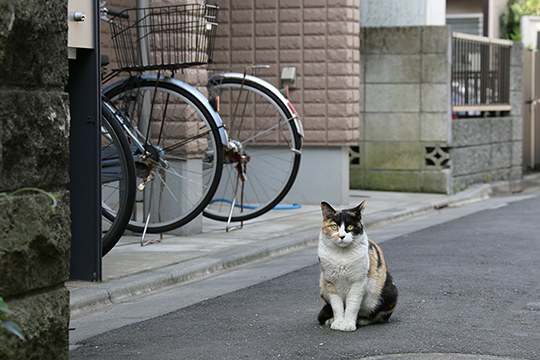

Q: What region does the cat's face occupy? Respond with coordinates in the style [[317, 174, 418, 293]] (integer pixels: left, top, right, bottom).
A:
[[320, 201, 365, 248]]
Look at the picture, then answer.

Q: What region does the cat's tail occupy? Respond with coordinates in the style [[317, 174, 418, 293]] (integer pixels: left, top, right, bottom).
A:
[[317, 303, 333, 325]]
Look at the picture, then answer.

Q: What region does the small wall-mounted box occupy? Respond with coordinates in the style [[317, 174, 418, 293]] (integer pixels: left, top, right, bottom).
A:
[[281, 66, 297, 90], [67, 0, 95, 59]]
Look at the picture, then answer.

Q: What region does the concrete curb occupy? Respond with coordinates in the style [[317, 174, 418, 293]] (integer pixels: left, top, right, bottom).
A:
[[70, 230, 319, 317], [70, 184, 492, 317], [365, 184, 492, 229]]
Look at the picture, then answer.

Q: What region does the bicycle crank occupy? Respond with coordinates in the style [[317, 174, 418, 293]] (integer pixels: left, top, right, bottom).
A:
[[137, 172, 155, 191]]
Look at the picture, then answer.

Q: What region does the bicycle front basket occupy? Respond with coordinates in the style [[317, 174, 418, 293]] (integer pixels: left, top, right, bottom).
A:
[[109, 3, 219, 72]]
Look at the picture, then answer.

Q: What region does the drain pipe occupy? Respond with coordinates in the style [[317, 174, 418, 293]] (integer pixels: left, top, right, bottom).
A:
[[137, 0, 150, 67], [136, 0, 151, 138]]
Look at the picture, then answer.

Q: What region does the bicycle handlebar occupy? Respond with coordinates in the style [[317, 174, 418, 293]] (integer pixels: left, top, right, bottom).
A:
[[101, 6, 129, 19]]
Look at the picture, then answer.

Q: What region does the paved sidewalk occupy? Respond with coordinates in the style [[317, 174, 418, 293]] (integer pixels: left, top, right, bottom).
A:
[[68, 183, 501, 318]]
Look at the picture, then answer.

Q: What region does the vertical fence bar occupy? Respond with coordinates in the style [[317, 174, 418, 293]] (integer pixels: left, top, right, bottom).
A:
[[451, 32, 513, 111]]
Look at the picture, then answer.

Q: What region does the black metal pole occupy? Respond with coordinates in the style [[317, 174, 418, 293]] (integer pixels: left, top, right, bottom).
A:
[[67, 1, 102, 281]]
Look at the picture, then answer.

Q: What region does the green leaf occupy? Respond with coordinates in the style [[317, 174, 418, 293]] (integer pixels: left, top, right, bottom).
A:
[[0, 298, 11, 317], [2, 320, 26, 341]]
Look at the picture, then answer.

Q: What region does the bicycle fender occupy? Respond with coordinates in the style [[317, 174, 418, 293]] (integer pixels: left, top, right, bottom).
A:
[[104, 74, 229, 146], [208, 72, 304, 138]]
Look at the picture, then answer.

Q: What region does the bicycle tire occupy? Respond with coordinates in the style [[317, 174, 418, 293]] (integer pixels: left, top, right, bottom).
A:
[[101, 103, 136, 255], [103, 75, 224, 234], [203, 73, 303, 222]]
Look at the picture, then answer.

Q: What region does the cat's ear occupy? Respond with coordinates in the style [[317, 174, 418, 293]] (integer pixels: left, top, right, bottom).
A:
[[320, 201, 336, 219], [352, 200, 366, 218], [359, 200, 366, 211]]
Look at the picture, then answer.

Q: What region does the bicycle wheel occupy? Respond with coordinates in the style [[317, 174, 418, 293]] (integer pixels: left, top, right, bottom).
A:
[[101, 103, 136, 255], [203, 73, 303, 222], [103, 75, 224, 234]]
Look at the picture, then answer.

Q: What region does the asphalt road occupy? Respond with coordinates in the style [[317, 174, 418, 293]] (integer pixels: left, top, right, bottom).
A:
[[70, 192, 540, 360]]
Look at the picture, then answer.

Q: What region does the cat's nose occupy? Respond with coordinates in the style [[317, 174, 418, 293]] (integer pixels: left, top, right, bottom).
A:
[[339, 235, 345, 240]]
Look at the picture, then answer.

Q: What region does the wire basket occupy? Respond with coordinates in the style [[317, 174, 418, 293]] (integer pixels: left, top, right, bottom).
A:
[[109, 3, 219, 72]]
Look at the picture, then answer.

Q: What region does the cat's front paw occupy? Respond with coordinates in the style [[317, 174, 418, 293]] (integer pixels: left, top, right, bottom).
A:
[[330, 320, 343, 331], [330, 320, 356, 332]]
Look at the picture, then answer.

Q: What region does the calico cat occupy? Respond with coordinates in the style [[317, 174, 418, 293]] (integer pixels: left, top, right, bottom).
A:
[[317, 201, 398, 332]]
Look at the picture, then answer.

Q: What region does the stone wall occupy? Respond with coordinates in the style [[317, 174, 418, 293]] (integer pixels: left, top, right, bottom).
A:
[[0, 0, 71, 359], [353, 26, 453, 193]]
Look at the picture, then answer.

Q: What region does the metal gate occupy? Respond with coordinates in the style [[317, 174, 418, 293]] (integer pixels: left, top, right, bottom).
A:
[[523, 50, 540, 170]]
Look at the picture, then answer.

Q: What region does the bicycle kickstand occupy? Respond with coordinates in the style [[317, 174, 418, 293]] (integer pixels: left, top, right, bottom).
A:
[[225, 170, 246, 232]]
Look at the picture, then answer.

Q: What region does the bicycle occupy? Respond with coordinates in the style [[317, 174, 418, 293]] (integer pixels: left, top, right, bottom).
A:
[[101, 3, 226, 237], [203, 70, 303, 227], [100, 2, 303, 239]]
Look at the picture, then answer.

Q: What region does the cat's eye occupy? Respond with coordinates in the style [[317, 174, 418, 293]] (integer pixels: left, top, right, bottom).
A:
[[329, 224, 338, 231], [346, 225, 355, 231]]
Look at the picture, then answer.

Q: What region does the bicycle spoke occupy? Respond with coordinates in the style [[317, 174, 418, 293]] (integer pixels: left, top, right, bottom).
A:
[[240, 119, 294, 148], [163, 128, 213, 153]]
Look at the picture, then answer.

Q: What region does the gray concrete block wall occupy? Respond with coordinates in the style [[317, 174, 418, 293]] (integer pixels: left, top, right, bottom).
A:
[[355, 25, 523, 194], [0, 0, 70, 358], [353, 26, 452, 193]]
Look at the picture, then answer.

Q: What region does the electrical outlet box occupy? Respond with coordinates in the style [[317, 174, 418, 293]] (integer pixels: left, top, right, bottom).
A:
[[281, 66, 297, 89]]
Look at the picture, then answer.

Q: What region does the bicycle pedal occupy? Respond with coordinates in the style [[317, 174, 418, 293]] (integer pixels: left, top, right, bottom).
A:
[[138, 173, 155, 191]]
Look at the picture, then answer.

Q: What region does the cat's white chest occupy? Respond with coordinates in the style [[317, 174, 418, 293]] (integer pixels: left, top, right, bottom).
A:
[[318, 236, 370, 293], [319, 249, 368, 281]]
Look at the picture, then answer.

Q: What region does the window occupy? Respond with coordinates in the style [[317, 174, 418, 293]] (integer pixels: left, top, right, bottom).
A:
[[447, 14, 483, 36]]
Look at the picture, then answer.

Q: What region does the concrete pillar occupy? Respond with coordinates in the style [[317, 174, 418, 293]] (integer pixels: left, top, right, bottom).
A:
[[361, 0, 446, 27]]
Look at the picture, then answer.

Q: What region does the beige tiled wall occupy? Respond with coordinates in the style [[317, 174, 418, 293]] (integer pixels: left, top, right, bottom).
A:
[[101, 0, 360, 146], [101, 0, 360, 206], [211, 0, 360, 146]]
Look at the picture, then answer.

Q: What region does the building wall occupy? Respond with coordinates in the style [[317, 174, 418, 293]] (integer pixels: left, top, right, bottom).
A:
[[446, 0, 507, 38], [361, 0, 446, 27], [102, 0, 361, 147], [446, 0, 483, 15], [0, 0, 71, 358], [488, 0, 508, 39], [210, 0, 360, 204], [212, 0, 360, 147], [521, 16, 540, 50], [353, 26, 453, 193], [101, 0, 360, 205]]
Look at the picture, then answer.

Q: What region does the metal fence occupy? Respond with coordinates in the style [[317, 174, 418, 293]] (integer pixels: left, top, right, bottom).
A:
[[452, 32, 513, 113]]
